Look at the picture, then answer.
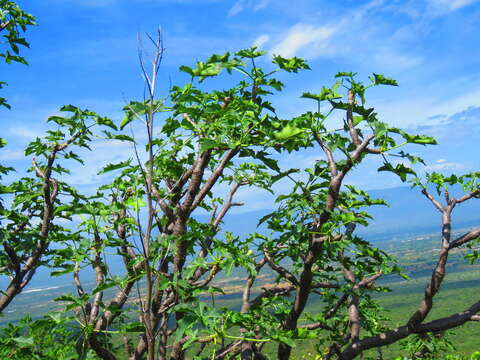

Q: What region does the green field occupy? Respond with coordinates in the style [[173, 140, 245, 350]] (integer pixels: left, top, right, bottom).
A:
[[1, 227, 479, 359], [188, 227, 480, 359], [288, 228, 480, 358]]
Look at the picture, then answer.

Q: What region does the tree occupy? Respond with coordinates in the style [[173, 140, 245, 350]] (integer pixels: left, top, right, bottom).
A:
[[0, 0, 36, 108], [0, 33, 479, 360], [0, 0, 35, 214]]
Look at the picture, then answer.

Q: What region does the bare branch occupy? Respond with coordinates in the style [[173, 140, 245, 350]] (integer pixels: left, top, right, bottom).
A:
[[214, 340, 242, 359], [358, 273, 383, 288], [181, 150, 213, 212], [325, 293, 349, 320], [191, 263, 220, 288], [90, 231, 106, 324], [343, 266, 360, 342], [89, 334, 118, 360], [456, 188, 480, 204], [0, 133, 82, 311], [299, 322, 334, 331], [212, 182, 243, 230], [73, 264, 86, 297], [407, 243, 449, 329], [346, 89, 361, 146], [32, 157, 45, 179], [264, 249, 299, 286], [3, 243, 20, 273], [449, 228, 480, 249], [342, 301, 480, 359], [421, 189, 445, 213], [190, 148, 239, 211], [57, 130, 84, 151], [314, 133, 337, 177]]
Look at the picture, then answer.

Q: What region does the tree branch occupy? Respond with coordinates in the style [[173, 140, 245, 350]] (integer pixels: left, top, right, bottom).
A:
[[421, 189, 445, 213], [449, 228, 480, 249], [190, 148, 239, 211], [341, 301, 480, 359], [456, 188, 480, 204]]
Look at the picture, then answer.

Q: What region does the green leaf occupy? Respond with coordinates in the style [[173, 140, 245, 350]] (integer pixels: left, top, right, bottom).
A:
[[235, 47, 266, 59], [179, 65, 194, 76], [198, 62, 224, 79], [51, 264, 75, 277], [121, 322, 146, 333], [302, 88, 343, 102], [103, 131, 135, 142], [92, 280, 117, 295], [371, 73, 398, 86], [378, 162, 416, 182], [274, 124, 304, 140], [98, 160, 131, 174], [272, 55, 310, 73], [120, 113, 134, 130], [0, 97, 11, 109], [125, 196, 146, 211], [60, 104, 80, 113], [13, 336, 34, 346], [199, 138, 218, 152], [335, 71, 357, 78], [405, 134, 437, 145], [256, 151, 279, 171], [96, 116, 117, 130]]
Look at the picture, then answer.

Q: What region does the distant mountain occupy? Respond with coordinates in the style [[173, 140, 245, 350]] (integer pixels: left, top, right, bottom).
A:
[[364, 186, 479, 239], [219, 186, 480, 242], [2, 186, 477, 291]]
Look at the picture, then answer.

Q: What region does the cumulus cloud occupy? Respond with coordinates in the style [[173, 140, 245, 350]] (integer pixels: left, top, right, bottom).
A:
[[47, 0, 119, 7], [398, 106, 480, 177], [372, 49, 423, 70], [259, 0, 422, 69], [0, 150, 25, 161], [373, 85, 480, 129], [413, 106, 480, 140], [423, 162, 466, 172], [228, 0, 270, 17], [428, 0, 479, 13], [270, 24, 337, 58], [252, 34, 270, 49], [9, 127, 40, 140]]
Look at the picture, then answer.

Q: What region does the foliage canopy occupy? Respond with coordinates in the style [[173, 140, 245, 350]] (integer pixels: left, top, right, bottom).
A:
[[0, 9, 479, 360]]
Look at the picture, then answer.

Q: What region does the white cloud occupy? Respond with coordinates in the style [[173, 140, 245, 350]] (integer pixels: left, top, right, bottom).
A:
[[253, 0, 270, 11], [428, 0, 479, 12], [9, 127, 40, 140], [438, 89, 480, 115], [262, 0, 424, 66], [373, 87, 480, 128], [252, 34, 270, 49], [372, 49, 423, 70], [61, 143, 131, 189], [228, 0, 270, 17], [423, 161, 466, 172], [47, 0, 118, 7], [270, 24, 337, 58], [162, 34, 237, 65], [228, 1, 244, 17], [450, 0, 478, 9], [383, 0, 479, 22], [79, 0, 117, 6], [0, 150, 25, 161]]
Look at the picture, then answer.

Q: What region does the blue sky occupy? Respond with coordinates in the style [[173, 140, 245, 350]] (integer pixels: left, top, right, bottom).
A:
[[1, 0, 480, 210]]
